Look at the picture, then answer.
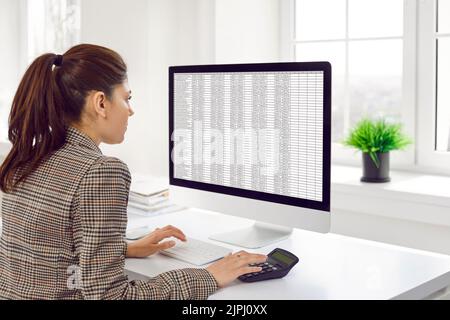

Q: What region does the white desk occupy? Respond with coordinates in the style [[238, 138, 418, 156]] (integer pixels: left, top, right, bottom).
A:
[[124, 208, 450, 300]]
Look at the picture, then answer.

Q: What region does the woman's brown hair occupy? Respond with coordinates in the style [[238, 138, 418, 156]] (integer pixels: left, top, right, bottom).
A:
[[0, 44, 127, 192]]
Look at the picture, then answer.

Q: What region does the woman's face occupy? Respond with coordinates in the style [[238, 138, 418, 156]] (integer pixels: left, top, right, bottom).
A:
[[101, 81, 134, 144]]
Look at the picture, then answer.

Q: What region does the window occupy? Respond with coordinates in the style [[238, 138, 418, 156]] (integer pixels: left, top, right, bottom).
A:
[[26, 0, 80, 64], [293, 0, 404, 144], [283, 0, 428, 170], [284, 0, 450, 172], [0, 0, 80, 141], [0, 0, 21, 141]]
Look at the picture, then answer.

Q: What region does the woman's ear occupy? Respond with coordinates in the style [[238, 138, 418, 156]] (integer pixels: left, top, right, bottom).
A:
[[92, 91, 107, 119]]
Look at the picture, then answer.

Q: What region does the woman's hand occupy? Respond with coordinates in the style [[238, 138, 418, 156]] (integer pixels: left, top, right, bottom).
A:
[[206, 251, 268, 287], [126, 225, 186, 258]]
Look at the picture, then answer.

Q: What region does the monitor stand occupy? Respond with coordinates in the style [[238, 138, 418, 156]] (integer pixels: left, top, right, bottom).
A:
[[208, 221, 293, 249]]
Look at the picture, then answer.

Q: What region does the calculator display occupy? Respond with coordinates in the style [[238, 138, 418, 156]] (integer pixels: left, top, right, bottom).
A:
[[238, 248, 299, 282], [271, 251, 296, 266]]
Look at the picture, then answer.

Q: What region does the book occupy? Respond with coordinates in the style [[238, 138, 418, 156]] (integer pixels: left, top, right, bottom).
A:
[[130, 174, 169, 197], [128, 193, 168, 207], [128, 198, 170, 211], [127, 202, 186, 217]]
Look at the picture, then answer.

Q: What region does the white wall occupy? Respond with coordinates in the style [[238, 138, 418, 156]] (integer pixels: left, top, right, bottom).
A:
[[176, 0, 215, 65], [80, 0, 153, 175], [144, 0, 215, 176], [80, 0, 216, 176], [80, 0, 281, 176], [215, 0, 280, 64]]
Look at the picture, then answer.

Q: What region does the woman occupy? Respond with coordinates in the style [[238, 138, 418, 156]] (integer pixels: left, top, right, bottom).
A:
[[0, 44, 266, 299]]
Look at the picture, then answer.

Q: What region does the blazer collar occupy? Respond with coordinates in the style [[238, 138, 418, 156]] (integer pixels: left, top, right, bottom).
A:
[[65, 126, 102, 154]]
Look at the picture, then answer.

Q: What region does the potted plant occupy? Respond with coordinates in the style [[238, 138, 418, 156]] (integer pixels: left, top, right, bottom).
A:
[[343, 118, 412, 183]]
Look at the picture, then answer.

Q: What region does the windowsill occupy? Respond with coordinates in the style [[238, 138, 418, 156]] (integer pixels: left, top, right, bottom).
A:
[[331, 164, 450, 227]]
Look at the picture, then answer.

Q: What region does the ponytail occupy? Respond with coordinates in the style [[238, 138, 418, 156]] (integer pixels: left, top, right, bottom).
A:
[[0, 44, 127, 192], [0, 53, 65, 192]]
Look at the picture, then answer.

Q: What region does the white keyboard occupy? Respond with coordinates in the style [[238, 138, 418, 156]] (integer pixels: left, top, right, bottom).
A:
[[160, 237, 232, 266]]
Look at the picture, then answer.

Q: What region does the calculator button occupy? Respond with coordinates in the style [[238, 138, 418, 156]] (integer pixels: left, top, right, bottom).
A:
[[273, 267, 278, 270]]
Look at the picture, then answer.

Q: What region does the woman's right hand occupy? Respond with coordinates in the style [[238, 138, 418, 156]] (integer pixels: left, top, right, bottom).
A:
[[206, 251, 268, 287]]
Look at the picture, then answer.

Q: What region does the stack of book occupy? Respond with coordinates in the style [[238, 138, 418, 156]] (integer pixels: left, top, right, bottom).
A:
[[127, 174, 183, 216]]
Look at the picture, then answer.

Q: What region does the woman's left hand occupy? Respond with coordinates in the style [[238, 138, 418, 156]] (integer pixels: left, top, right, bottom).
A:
[[126, 225, 186, 258]]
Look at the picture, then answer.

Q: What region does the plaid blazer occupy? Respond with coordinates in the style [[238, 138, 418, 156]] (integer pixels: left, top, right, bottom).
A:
[[0, 127, 218, 299]]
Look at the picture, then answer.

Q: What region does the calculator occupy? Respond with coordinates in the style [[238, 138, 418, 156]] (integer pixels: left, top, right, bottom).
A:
[[238, 248, 299, 282]]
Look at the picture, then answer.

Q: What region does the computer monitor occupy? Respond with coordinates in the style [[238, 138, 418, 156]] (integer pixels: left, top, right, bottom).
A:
[[169, 62, 331, 248]]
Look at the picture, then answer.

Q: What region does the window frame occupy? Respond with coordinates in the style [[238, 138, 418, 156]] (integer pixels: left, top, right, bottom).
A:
[[281, 0, 417, 170], [416, 0, 450, 175]]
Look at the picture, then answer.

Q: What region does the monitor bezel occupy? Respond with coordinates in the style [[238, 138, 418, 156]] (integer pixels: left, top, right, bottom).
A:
[[169, 62, 331, 212]]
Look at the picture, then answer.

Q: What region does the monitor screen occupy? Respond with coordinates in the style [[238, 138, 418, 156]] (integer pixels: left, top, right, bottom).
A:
[[169, 62, 331, 212]]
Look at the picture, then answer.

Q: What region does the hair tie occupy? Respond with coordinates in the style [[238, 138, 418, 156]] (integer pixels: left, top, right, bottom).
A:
[[53, 54, 64, 67]]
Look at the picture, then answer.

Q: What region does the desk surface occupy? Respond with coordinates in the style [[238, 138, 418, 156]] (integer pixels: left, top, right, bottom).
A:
[[124, 208, 450, 300]]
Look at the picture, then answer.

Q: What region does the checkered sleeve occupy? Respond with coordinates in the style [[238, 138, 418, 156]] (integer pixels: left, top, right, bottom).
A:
[[76, 157, 218, 300]]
